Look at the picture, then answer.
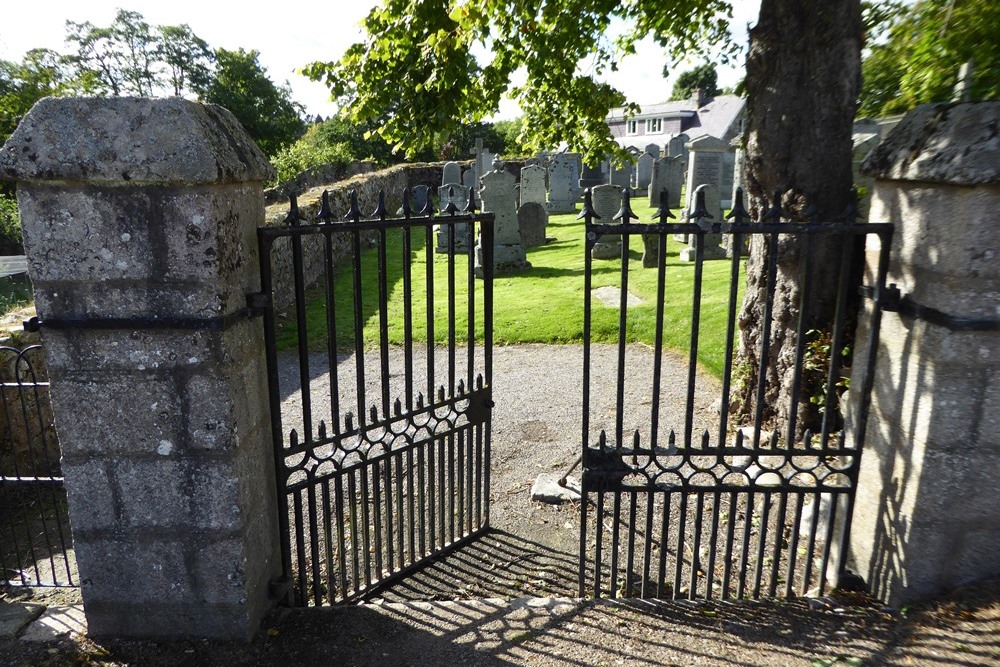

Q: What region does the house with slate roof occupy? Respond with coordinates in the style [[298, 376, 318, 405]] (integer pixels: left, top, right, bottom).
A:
[[606, 88, 746, 150]]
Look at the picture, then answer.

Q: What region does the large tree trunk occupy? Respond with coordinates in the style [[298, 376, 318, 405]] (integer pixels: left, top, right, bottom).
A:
[[734, 0, 863, 438]]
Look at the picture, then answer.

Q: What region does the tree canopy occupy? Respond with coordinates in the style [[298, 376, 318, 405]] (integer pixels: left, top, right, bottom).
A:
[[669, 63, 719, 100], [303, 0, 736, 161], [859, 0, 1000, 117], [193, 48, 306, 155]]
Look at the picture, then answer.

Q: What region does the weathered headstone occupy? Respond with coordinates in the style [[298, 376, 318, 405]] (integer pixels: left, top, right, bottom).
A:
[[518, 202, 547, 247], [680, 183, 725, 262], [519, 164, 547, 207], [720, 147, 736, 209], [462, 168, 477, 192], [644, 143, 660, 159], [683, 135, 727, 214], [667, 133, 689, 160], [591, 184, 624, 260], [546, 154, 580, 213], [579, 162, 604, 190], [609, 160, 631, 189], [442, 161, 461, 187], [648, 155, 684, 209], [436, 184, 471, 253], [476, 161, 529, 274], [635, 153, 654, 190]]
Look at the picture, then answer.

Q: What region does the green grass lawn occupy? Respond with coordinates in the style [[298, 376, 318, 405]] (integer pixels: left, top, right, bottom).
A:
[[276, 200, 746, 378]]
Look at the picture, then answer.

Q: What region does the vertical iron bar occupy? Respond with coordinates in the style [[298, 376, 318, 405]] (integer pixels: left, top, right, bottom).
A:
[[802, 491, 822, 596], [721, 491, 738, 599], [719, 232, 743, 445], [417, 439, 427, 557], [406, 448, 416, 563], [425, 224, 435, 398], [292, 223, 313, 443], [360, 465, 372, 589], [447, 221, 456, 392], [377, 227, 391, 417], [651, 232, 668, 448], [610, 490, 622, 597], [321, 481, 334, 604], [258, 234, 293, 596], [787, 235, 816, 445], [293, 491, 306, 604], [706, 490, 722, 600], [820, 232, 858, 448], [307, 481, 322, 605], [594, 492, 605, 598], [438, 433, 446, 547], [482, 216, 494, 528], [427, 433, 436, 553], [753, 233, 781, 448], [685, 235, 706, 447], [690, 493, 705, 599], [580, 196, 595, 597], [657, 493, 671, 598], [347, 472, 359, 595], [371, 459, 383, 583], [737, 490, 755, 599], [448, 431, 456, 545], [769, 492, 788, 597], [334, 473, 348, 601], [641, 491, 655, 598], [467, 219, 476, 391], [785, 493, 805, 599], [351, 230, 367, 424], [753, 492, 771, 598], [625, 490, 638, 597], [818, 494, 840, 596], [395, 452, 405, 570], [673, 490, 688, 597], [457, 427, 466, 537], [403, 225, 414, 410], [323, 230, 341, 434], [614, 234, 630, 449]]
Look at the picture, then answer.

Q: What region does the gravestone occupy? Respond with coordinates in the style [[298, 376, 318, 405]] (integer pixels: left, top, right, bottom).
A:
[[635, 153, 654, 190], [462, 168, 477, 192], [644, 143, 660, 159], [518, 202, 547, 247], [476, 161, 529, 274], [412, 185, 430, 213], [667, 133, 689, 160], [477, 151, 495, 180], [609, 160, 631, 189], [720, 147, 736, 209], [519, 164, 548, 207], [683, 135, 727, 214], [546, 154, 580, 213], [579, 163, 604, 190], [591, 184, 624, 260], [648, 155, 684, 209], [436, 184, 472, 253], [442, 161, 461, 187], [680, 183, 725, 262]]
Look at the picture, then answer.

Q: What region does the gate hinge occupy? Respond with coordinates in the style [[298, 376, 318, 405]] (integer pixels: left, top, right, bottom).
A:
[[862, 282, 1000, 332], [246, 292, 271, 318], [859, 283, 901, 310]]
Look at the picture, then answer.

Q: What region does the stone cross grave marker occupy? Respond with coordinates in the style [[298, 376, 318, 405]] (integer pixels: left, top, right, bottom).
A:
[[680, 183, 725, 262], [591, 184, 624, 260], [477, 164, 529, 274]]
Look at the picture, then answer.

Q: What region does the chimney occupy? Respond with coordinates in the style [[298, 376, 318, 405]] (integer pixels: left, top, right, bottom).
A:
[[690, 87, 706, 108]]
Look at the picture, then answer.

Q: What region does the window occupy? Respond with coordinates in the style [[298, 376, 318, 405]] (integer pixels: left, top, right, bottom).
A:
[[626, 120, 638, 135], [646, 118, 663, 134]]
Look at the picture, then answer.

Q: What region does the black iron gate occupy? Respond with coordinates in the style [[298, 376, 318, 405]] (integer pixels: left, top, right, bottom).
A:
[[0, 343, 75, 587], [579, 187, 892, 601], [258, 189, 494, 606]]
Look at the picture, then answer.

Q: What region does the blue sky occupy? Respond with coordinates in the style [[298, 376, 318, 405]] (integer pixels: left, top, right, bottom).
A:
[[2, 1, 759, 118]]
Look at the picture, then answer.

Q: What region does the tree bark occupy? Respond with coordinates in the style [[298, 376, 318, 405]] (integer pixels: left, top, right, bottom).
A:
[[734, 0, 863, 438]]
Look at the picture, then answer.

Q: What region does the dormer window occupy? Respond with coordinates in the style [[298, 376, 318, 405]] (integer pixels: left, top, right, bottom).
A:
[[626, 120, 638, 135], [646, 118, 662, 134]]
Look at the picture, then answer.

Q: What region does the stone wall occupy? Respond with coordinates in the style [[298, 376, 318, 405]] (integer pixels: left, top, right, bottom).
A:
[[846, 102, 1000, 605], [262, 161, 457, 314]]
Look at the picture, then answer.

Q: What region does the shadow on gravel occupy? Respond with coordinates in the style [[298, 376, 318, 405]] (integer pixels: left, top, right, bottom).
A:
[[373, 528, 580, 602]]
